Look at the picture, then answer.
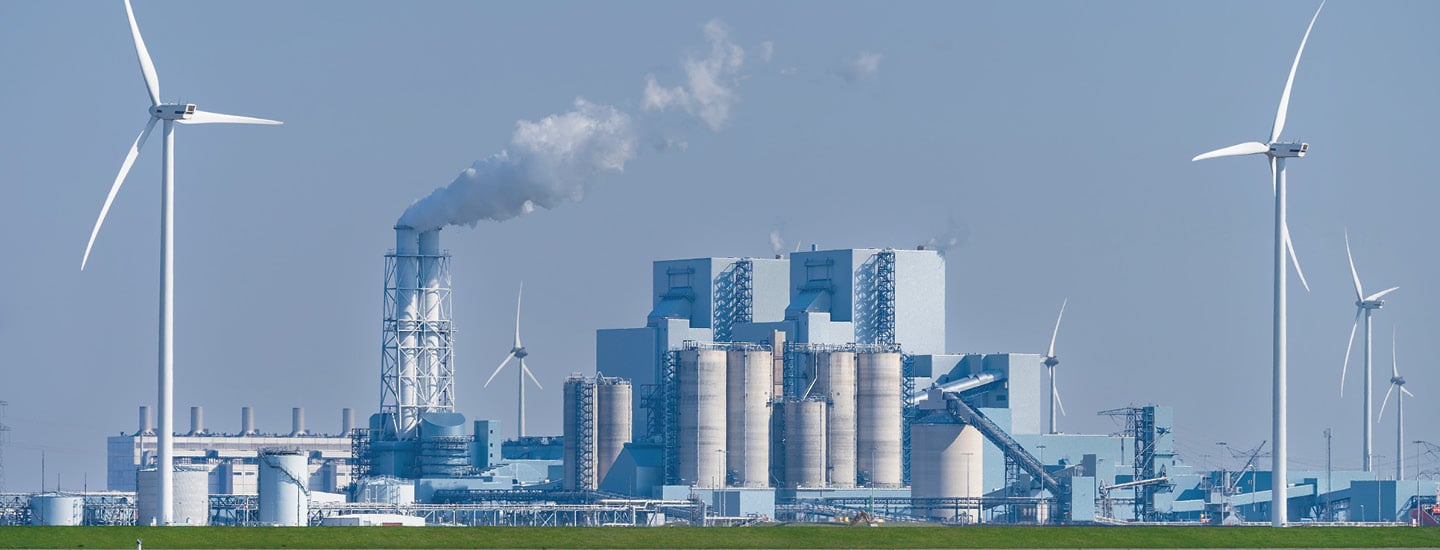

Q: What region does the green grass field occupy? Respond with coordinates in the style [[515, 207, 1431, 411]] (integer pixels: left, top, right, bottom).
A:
[[0, 525, 1437, 549]]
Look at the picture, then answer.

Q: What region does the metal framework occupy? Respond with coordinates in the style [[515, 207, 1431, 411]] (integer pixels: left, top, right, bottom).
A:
[[380, 247, 455, 440], [1099, 406, 1170, 521], [734, 259, 754, 327], [874, 250, 896, 345], [571, 379, 597, 490], [901, 354, 916, 485], [661, 350, 680, 484]]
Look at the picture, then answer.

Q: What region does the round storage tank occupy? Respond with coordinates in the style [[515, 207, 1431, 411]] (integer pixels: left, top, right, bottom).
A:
[[29, 494, 83, 526], [857, 352, 903, 487], [725, 348, 772, 488], [910, 414, 984, 522], [137, 467, 210, 526], [595, 377, 632, 488], [678, 349, 727, 488], [258, 450, 309, 526], [784, 399, 826, 488], [352, 476, 415, 505], [816, 351, 856, 488]]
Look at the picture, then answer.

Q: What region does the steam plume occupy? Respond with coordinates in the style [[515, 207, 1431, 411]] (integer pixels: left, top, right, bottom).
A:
[[922, 217, 968, 256]]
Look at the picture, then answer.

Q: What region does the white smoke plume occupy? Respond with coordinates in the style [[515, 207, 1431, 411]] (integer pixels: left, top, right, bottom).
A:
[[922, 217, 968, 256], [643, 19, 746, 131], [398, 99, 635, 232], [838, 51, 883, 82], [399, 21, 746, 232], [769, 230, 786, 256]]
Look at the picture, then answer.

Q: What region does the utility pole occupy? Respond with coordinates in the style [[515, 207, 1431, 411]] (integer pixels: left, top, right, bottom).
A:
[[1324, 428, 1332, 522], [0, 401, 8, 493]]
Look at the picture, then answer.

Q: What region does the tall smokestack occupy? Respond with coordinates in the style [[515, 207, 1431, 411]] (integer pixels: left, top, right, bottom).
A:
[[395, 226, 420, 437], [418, 229, 445, 413], [341, 408, 354, 436], [188, 406, 204, 436], [240, 406, 256, 436], [291, 407, 306, 436], [138, 405, 153, 435]]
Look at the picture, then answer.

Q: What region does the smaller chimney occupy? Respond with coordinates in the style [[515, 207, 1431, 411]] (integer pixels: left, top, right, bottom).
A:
[[188, 406, 204, 436], [291, 407, 306, 436], [138, 406, 153, 435], [240, 406, 256, 436], [341, 408, 354, 436]]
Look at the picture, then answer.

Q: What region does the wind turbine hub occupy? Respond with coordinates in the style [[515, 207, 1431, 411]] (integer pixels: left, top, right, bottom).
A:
[[1359, 300, 1385, 309], [1266, 140, 1307, 158], [150, 104, 196, 120], [1043, 357, 1059, 368], [513, 347, 528, 359], [1391, 376, 1404, 385]]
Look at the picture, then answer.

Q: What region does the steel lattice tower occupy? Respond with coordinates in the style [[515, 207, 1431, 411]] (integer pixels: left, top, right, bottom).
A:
[[380, 227, 455, 440]]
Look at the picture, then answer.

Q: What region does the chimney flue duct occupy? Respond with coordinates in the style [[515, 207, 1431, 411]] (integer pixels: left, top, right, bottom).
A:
[[138, 405, 153, 435], [341, 408, 354, 436]]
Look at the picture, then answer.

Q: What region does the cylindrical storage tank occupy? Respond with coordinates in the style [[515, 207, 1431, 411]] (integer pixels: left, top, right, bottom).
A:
[[341, 408, 355, 436], [137, 468, 210, 525], [241, 406, 256, 435], [291, 407, 306, 436], [816, 351, 856, 488], [29, 495, 83, 526], [725, 349, 772, 488], [189, 406, 204, 436], [352, 476, 415, 505], [783, 399, 826, 488], [595, 378, 632, 488], [910, 415, 984, 523], [678, 349, 727, 488], [857, 352, 903, 487], [258, 450, 309, 526]]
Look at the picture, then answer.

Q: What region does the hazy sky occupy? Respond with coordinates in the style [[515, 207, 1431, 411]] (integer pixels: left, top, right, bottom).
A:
[[1, 1, 1437, 492]]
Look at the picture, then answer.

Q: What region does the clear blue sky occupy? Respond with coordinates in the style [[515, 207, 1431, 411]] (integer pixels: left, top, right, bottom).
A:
[[1, 1, 1437, 492]]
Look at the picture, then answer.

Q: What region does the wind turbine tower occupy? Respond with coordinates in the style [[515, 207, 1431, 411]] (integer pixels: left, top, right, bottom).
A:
[[1043, 299, 1067, 435], [1191, 1, 1325, 526], [486, 283, 544, 438], [1378, 329, 1414, 481], [1340, 230, 1398, 473], [81, 0, 281, 525]]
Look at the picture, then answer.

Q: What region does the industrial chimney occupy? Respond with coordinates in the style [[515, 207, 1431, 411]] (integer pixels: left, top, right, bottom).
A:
[[188, 406, 204, 436], [240, 406, 257, 436], [291, 407, 306, 436]]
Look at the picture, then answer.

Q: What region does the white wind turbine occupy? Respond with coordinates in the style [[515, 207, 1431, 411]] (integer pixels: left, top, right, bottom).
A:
[[80, 0, 280, 526], [1043, 299, 1067, 435], [1190, 1, 1324, 527], [485, 282, 544, 438], [1377, 328, 1414, 482], [1340, 229, 1398, 473]]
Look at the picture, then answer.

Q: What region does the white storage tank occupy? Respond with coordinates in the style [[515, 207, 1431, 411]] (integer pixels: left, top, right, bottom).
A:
[[857, 351, 903, 487], [137, 467, 210, 526], [595, 377, 632, 487], [784, 399, 826, 488], [29, 494, 83, 526], [352, 476, 415, 506], [910, 413, 984, 522], [816, 351, 856, 488], [258, 450, 310, 526], [678, 349, 727, 488], [725, 348, 772, 488]]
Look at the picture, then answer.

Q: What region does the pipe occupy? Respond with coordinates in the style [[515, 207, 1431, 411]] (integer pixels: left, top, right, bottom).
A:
[[909, 371, 1002, 404]]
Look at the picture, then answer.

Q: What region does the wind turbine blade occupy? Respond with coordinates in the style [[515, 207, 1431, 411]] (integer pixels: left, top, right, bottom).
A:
[[484, 352, 515, 388], [1378, 384, 1395, 422], [1270, 157, 1277, 195], [1285, 226, 1310, 292], [1047, 298, 1067, 358], [1392, 327, 1399, 378], [1270, 0, 1326, 143], [513, 281, 524, 348], [178, 110, 282, 125], [1344, 229, 1364, 301], [1365, 286, 1399, 302], [1400, 387, 1414, 398], [1340, 309, 1359, 397], [521, 359, 544, 390], [1191, 142, 1268, 162], [82, 117, 158, 270], [122, 0, 160, 106], [1052, 385, 1068, 417]]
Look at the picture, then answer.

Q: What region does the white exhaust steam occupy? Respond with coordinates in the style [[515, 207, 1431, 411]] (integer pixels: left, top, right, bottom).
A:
[[399, 20, 744, 232]]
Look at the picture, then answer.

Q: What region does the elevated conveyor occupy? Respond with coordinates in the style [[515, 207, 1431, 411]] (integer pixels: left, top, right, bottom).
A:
[[939, 392, 1069, 522]]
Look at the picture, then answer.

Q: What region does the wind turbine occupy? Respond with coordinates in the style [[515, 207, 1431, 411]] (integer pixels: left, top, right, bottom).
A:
[[1340, 229, 1398, 473], [485, 282, 544, 438], [1377, 328, 1414, 482], [80, 0, 280, 526], [1043, 299, 1067, 435], [1190, 1, 1324, 526]]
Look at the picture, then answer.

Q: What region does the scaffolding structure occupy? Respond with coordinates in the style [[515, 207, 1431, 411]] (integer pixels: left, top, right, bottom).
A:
[[570, 379, 597, 490], [874, 250, 896, 345], [1099, 406, 1172, 522], [379, 242, 455, 440]]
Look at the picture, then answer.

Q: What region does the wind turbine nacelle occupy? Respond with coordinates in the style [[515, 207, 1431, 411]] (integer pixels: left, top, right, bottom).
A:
[[1268, 141, 1308, 158], [150, 103, 197, 120]]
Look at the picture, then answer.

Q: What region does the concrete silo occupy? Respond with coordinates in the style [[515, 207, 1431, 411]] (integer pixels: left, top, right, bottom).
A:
[[910, 413, 983, 522], [726, 348, 772, 488], [595, 377, 632, 487], [815, 350, 856, 488], [677, 349, 727, 488], [783, 399, 826, 488], [857, 351, 902, 487]]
